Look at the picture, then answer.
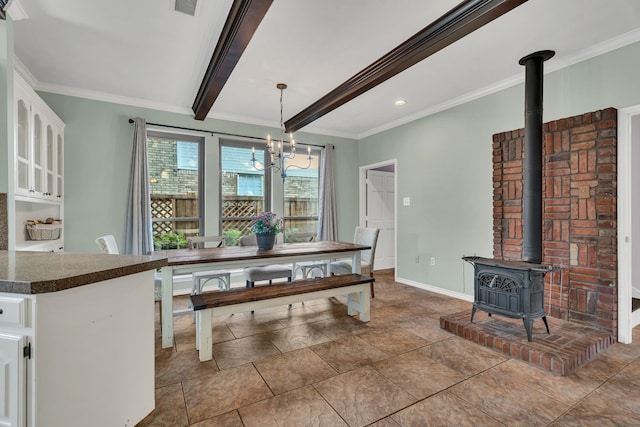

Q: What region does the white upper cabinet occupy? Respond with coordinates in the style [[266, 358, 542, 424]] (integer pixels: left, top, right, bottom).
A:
[[13, 73, 64, 201]]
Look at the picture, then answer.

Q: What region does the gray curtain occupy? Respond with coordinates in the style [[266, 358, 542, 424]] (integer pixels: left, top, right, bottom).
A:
[[124, 117, 153, 255], [317, 144, 338, 240]]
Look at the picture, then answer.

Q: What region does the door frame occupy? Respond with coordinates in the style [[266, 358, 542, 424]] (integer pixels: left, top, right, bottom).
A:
[[618, 105, 640, 343], [359, 159, 397, 275]]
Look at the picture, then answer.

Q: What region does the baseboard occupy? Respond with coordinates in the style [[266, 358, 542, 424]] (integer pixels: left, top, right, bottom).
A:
[[395, 276, 473, 302]]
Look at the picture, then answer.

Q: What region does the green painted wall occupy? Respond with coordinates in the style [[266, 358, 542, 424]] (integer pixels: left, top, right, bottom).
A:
[[359, 41, 640, 297], [36, 93, 359, 253]]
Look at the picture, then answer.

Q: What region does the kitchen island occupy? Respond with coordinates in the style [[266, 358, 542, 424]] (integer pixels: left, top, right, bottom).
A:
[[0, 251, 167, 427]]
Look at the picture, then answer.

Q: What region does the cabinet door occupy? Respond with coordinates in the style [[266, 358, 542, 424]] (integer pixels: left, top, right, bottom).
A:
[[56, 133, 64, 199], [0, 333, 26, 427], [32, 113, 44, 197], [15, 99, 30, 196], [45, 125, 55, 198]]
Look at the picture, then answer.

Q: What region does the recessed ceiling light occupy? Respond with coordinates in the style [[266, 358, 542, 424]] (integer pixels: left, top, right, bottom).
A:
[[394, 99, 407, 106]]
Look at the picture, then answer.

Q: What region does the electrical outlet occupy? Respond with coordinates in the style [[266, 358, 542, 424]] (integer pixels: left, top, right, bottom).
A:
[[415, 256, 419, 263], [430, 257, 436, 266]]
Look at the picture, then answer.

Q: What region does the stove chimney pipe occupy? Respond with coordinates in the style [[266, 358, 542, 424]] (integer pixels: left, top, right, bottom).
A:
[[519, 50, 555, 264]]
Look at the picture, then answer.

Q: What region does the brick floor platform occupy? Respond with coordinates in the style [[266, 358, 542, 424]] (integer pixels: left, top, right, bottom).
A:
[[440, 310, 616, 376]]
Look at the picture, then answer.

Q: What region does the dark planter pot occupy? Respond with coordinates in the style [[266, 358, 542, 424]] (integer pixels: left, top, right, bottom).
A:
[[256, 233, 276, 250]]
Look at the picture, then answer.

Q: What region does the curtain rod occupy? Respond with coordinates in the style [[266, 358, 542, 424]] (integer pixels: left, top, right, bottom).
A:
[[127, 118, 326, 148]]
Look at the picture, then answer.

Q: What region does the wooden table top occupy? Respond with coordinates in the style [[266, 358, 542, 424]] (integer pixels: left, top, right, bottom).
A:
[[161, 241, 370, 266]]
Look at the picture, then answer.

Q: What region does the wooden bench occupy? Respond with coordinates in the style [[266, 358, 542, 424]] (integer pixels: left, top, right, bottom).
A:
[[190, 274, 374, 361]]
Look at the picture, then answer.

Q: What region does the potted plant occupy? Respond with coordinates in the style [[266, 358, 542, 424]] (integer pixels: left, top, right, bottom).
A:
[[250, 212, 283, 250]]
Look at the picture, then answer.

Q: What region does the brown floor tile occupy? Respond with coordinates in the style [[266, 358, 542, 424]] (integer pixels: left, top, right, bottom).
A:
[[397, 318, 455, 343], [310, 333, 389, 373], [550, 393, 640, 426], [224, 313, 286, 338], [418, 337, 507, 376], [392, 391, 503, 427], [354, 326, 428, 355], [155, 348, 218, 387], [372, 350, 468, 399], [311, 314, 369, 339], [137, 382, 188, 427], [591, 370, 640, 415], [490, 359, 600, 406], [212, 333, 281, 369], [182, 364, 272, 424], [254, 348, 338, 395], [450, 369, 570, 426], [189, 410, 244, 426], [314, 367, 417, 427], [239, 385, 347, 427], [265, 322, 332, 352]]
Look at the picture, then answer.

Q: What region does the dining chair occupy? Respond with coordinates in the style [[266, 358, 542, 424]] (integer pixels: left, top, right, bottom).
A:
[[288, 232, 328, 279], [330, 226, 379, 297], [240, 234, 293, 288], [187, 236, 232, 294]]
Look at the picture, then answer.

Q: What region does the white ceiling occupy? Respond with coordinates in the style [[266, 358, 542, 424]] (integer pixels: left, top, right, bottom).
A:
[[10, 0, 640, 139]]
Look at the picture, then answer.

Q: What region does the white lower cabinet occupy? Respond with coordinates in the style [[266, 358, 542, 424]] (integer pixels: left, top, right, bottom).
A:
[[0, 270, 155, 426], [0, 332, 27, 427]]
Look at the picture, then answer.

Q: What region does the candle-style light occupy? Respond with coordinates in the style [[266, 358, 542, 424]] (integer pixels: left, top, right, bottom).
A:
[[250, 83, 313, 180]]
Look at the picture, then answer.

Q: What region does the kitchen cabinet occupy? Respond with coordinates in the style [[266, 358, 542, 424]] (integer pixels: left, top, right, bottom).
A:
[[14, 72, 64, 201], [0, 251, 167, 427], [12, 72, 64, 252]]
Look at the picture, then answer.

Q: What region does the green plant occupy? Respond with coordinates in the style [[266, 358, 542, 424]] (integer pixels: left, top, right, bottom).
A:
[[153, 233, 187, 250], [223, 229, 242, 247], [250, 212, 283, 234]]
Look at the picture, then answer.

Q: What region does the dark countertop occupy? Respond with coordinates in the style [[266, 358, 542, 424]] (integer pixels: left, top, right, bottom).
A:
[[0, 251, 168, 294]]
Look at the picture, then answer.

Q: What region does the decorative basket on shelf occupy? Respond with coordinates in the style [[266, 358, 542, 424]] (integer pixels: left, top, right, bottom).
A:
[[26, 220, 62, 241]]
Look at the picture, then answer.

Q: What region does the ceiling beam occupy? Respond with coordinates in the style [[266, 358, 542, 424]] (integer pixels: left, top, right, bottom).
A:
[[285, 0, 527, 133], [192, 0, 273, 120]]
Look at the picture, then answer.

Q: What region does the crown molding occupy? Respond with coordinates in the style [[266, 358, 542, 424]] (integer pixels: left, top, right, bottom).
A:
[[6, 0, 27, 21], [13, 55, 37, 87], [358, 27, 640, 139]]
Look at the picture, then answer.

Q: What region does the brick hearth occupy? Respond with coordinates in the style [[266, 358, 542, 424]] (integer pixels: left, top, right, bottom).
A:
[[440, 310, 615, 376]]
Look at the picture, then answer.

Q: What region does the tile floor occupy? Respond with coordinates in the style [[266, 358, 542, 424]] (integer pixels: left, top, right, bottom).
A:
[[139, 270, 640, 426]]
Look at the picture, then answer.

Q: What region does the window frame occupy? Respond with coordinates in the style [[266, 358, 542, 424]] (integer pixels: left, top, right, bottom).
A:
[[219, 138, 273, 237], [147, 130, 205, 240]]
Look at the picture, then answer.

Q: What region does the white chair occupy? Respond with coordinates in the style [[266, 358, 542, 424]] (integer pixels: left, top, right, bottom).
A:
[[187, 236, 231, 294], [240, 235, 292, 288], [288, 232, 328, 279], [95, 234, 162, 301], [330, 226, 379, 297]]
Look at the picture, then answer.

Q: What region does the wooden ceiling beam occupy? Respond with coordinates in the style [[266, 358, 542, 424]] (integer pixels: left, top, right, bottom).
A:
[[192, 0, 273, 121], [285, 0, 527, 133]]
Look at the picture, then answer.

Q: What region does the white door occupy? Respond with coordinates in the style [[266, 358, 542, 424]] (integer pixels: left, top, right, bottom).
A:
[[366, 170, 395, 270], [0, 333, 27, 427]]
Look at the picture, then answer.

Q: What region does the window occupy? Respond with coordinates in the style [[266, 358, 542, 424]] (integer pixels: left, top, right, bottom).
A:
[[283, 146, 321, 238], [147, 131, 203, 249], [220, 140, 271, 245]]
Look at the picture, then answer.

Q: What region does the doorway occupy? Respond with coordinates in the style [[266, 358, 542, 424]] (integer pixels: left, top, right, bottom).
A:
[[618, 106, 640, 343], [359, 160, 397, 272]]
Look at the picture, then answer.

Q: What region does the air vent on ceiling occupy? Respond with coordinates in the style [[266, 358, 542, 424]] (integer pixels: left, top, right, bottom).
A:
[[174, 0, 197, 16]]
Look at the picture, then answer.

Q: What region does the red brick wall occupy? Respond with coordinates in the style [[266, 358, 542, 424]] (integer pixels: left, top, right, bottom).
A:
[[492, 108, 617, 336]]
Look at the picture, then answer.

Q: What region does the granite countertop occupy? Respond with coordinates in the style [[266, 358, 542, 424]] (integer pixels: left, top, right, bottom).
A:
[[0, 251, 168, 294]]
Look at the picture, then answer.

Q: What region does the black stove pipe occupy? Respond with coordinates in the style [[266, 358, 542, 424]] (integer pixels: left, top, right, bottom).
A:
[[519, 50, 555, 264]]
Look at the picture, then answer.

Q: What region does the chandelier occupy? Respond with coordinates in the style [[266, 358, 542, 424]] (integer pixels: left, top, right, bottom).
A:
[[251, 83, 312, 180]]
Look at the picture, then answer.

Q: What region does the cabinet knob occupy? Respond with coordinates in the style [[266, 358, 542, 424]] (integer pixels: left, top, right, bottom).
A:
[[0, 309, 3, 315]]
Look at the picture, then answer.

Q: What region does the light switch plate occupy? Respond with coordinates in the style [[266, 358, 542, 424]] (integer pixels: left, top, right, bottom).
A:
[[403, 197, 411, 206]]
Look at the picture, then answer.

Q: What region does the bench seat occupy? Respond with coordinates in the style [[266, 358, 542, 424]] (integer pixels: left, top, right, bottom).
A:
[[191, 274, 374, 361]]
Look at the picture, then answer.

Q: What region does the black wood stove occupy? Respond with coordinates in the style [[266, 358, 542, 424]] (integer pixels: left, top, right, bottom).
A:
[[464, 256, 551, 341], [464, 50, 559, 342]]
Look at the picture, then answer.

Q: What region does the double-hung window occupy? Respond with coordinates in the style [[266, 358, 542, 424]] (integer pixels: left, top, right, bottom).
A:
[[147, 131, 204, 249]]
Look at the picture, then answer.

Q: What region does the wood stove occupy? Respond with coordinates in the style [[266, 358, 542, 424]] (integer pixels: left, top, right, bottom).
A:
[[464, 256, 550, 341], [465, 50, 559, 342]]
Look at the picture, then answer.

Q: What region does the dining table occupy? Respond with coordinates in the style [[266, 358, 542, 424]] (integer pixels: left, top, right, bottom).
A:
[[158, 240, 371, 348]]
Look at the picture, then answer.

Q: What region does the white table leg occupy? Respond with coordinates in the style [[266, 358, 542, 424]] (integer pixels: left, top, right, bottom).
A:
[[161, 266, 174, 348], [198, 309, 213, 362], [352, 251, 362, 274]]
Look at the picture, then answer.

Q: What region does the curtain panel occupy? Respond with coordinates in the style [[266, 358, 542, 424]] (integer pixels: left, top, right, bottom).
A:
[[317, 144, 338, 240], [124, 117, 153, 255]]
